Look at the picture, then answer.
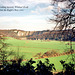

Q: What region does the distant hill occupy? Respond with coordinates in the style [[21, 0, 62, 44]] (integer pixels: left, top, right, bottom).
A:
[[0, 29, 75, 41], [0, 29, 50, 40]]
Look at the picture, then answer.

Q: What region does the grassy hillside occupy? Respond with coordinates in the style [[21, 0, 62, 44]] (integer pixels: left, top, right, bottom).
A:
[[2, 37, 75, 71], [4, 37, 75, 59]]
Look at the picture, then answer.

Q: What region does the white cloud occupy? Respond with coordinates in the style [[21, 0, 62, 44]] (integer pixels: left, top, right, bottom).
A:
[[28, 0, 50, 3], [31, 5, 54, 14], [41, 6, 54, 11], [58, 1, 70, 8], [0, 0, 55, 31], [0, 0, 50, 6], [31, 10, 40, 14], [0, 15, 55, 31]]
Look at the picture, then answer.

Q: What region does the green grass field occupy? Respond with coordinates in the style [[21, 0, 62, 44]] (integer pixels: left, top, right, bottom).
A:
[[3, 37, 75, 71]]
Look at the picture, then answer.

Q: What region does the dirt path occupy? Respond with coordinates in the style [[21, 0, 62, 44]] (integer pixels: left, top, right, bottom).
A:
[[35, 50, 75, 59], [2, 51, 75, 63]]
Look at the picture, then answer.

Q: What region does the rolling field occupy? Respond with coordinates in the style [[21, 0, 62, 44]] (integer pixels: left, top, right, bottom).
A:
[[3, 37, 75, 71]]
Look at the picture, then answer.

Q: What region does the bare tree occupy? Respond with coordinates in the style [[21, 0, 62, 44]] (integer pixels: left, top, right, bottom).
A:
[[50, 0, 75, 31], [50, 0, 75, 63], [49, 0, 75, 41], [50, 0, 75, 40]]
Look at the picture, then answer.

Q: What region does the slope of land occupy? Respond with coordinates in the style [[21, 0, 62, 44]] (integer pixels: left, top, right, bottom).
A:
[[0, 29, 75, 41]]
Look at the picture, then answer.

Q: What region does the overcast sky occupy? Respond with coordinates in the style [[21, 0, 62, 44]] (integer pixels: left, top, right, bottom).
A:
[[0, 0, 70, 31]]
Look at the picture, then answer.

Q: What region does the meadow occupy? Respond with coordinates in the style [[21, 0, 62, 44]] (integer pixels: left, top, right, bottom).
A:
[[3, 37, 75, 71]]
